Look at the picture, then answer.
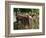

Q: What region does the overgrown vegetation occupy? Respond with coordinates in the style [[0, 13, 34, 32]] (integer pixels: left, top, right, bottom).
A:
[[13, 8, 39, 30]]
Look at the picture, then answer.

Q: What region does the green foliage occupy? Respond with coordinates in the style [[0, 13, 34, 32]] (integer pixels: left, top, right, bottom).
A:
[[14, 8, 32, 13]]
